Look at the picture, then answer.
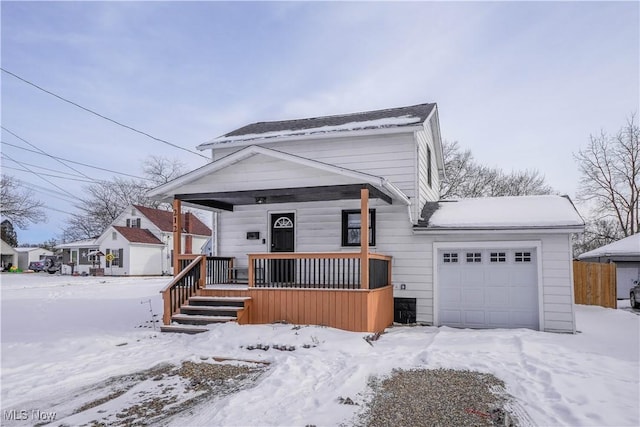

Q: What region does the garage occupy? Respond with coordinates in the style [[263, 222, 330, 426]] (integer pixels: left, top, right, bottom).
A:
[[437, 247, 540, 330]]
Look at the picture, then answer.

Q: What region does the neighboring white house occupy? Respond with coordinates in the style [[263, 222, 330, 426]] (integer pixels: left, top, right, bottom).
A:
[[578, 233, 640, 299], [57, 206, 212, 276], [56, 238, 101, 275], [1, 239, 18, 270], [105, 205, 212, 275], [14, 247, 54, 270], [148, 102, 585, 333]]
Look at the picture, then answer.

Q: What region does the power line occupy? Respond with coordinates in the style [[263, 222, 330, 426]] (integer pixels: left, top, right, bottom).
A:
[[1, 158, 97, 181], [1, 152, 76, 199], [1, 140, 148, 180], [2, 165, 97, 183], [1, 67, 209, 160], [2, 126, 95, 181], [18, 181, 78, 206]]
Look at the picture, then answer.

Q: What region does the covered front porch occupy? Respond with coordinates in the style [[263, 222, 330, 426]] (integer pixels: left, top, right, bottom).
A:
[[160, 187, 394, 333], [150, 146, 407, 333]]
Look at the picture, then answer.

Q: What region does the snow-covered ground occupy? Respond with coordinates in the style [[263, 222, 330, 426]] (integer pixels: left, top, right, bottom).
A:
[[1, 273, 638, 426]]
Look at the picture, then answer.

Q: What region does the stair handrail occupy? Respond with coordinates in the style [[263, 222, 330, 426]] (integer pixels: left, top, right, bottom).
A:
[[161, 255, 205, 324]]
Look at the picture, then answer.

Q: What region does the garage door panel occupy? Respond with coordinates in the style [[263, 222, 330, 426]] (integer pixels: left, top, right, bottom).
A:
[[440, 310, 462, 324], [440, 287, 462, 304], [462, 270, 485, 286], [438, 248, 539, 330], [485, 287, 509, 306], [487, 311, 509, 327], [487, 269, 510, 285], [463, 289, 485, 305], [464, 310, 486, 325]]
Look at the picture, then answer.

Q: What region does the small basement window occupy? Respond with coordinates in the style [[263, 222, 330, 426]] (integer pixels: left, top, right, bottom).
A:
[[515, 251, 532, 262], [443, 252, 458, 263], [490, 252, 506, 263], [394, 298, 416, 324], [466, 252, 482, 263]]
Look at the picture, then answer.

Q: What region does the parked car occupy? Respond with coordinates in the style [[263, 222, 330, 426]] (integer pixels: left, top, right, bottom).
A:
[[631, 280, 640, 309], [28, 261, 46, 272], [43, 256, 62, 274]]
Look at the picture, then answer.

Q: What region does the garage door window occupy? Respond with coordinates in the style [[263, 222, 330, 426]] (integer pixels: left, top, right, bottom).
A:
[[515, 251, 532, 262], [443, 253, 458, 263], [490, 252, 506, 263], [466, 252, 482, 263]]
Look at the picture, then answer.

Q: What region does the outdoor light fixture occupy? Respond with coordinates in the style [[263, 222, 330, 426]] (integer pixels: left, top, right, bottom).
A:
[[255, 197, 267, 204]]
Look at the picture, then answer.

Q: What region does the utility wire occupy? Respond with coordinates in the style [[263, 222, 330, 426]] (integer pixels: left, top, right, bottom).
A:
[[2, 126, 95, 181], [18, 180, 79, 204], [1, 140, 148, 180], [1, 158, 98, 181], [2, 165, 97, 183], [1, 152, 76, 199], [1, 67, 209, 160]]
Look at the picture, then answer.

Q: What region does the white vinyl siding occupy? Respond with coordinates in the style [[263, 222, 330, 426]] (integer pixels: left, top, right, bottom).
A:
[[129, 245, 164, 276], [415, 125, 440, 220], [212, 132, 417, 200]]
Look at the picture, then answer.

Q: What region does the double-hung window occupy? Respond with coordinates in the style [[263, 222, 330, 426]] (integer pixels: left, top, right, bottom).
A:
[[341, 209, 376, 247]]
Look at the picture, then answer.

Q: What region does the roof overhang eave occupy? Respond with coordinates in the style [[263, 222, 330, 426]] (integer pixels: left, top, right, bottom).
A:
[[196, 124, 425, 151], [413, 224, 585, 235]]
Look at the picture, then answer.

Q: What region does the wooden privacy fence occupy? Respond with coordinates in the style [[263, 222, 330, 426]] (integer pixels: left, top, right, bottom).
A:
[[573, 261, 617, 308]]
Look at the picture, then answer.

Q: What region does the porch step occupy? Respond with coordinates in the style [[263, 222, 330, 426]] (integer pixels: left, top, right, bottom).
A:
[[160, 325, 209, 334], [171, 313, 237, 325], [180, 305, 244, 317], [188, 296, 250, 308]]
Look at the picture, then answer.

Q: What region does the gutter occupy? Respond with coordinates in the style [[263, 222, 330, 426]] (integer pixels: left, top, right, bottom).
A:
[[413, 225, 585, 235]]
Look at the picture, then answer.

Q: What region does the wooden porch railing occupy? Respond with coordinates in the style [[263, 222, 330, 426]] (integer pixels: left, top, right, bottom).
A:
[[161, 255, 205, 325], [248, 252, 392, 289]]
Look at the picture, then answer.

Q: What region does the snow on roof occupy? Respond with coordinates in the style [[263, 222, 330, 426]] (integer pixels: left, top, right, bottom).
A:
[[578, 233, 640, 259], [420, 195, 585, 229], [198, 103, 435, 148], [14, 247, 52, 252], [55, 238, 99, 249]]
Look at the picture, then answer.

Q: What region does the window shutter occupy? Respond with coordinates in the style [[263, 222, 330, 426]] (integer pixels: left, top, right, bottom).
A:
[[118, 249, 124, 267], [136, 218, 141, 228], [106, 249, 111, 268], [126, 219, 130, 227]]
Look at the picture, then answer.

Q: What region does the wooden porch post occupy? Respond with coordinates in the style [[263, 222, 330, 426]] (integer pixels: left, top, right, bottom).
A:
[[361, 188, 369, 289], [172, 198, 182, 276]]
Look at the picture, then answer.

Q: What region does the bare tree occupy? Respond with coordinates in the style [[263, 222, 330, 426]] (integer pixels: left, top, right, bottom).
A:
[[1, 220, 18, 246], [573, 219, 625, 256], [143, 155, 185, 186], [575, 115, 640, 237], [62, 156, 186, 241], [441, 141, 554, 199], [0, 174, 46, 229]]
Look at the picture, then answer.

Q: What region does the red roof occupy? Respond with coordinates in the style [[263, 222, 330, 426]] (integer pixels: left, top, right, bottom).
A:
[[113, 226, 163, 245], [133, 205, 211, 236]]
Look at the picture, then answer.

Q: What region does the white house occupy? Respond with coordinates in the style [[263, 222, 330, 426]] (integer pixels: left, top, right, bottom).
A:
[[578, 233, 640, 299], [14, 247, 54, 270], [1, 239, 18, 270], [148, 102, 584, 333], [56, 238, 100, 275], [104, 205, 212, 275]]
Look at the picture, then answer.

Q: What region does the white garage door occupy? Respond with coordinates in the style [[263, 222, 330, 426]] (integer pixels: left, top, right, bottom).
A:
[[438, 248, 539, 330]]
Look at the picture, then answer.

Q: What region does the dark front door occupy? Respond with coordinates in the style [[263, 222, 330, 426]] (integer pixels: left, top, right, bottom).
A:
[[270, 213, 295, 284]]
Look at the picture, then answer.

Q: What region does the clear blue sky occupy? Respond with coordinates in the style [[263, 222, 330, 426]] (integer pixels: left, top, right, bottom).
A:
[[1, 1, 638, 244]]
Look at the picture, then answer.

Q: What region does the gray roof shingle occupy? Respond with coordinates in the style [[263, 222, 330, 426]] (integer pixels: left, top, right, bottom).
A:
[[198, 103, 437, 148], [224, 103, 436, 137]]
